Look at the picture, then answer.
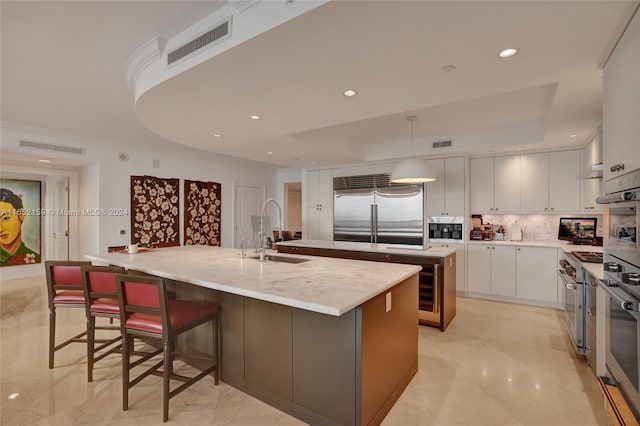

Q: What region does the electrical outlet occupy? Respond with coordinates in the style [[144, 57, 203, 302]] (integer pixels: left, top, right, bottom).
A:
[[385, 292, 392, 312]]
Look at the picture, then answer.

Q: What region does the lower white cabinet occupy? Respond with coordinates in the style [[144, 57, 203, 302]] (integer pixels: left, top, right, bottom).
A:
[[515, 247, 558, 303], [467, 245, 516, 296], [467, 244, 560, 305]]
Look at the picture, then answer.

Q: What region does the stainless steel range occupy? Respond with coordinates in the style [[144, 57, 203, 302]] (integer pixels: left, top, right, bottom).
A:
[[559, 250, 603, 355]]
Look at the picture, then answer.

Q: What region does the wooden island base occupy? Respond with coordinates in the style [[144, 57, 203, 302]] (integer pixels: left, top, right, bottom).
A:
[[181, 274, 418, 426]]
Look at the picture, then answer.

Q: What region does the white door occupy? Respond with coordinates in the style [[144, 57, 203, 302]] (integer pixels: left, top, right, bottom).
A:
[[516, 247, 558, 303], [49, 176, 69, 260], [467, 244, 491, 294], [520, 153, 548, 212], [426, 159, 445, 217], [234, 185, 264, 248], [549, 150, 581, 212], [444, 156, 465, 217], [469, 157, 494, 212], [494, 155, 521, 212]]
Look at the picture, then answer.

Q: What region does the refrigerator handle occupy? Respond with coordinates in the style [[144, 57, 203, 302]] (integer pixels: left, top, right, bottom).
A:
[[370, 204, 375, 243], [373, 204, 378, 243]]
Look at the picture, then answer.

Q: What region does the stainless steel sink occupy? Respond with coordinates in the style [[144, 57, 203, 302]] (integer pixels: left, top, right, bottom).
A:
[[246, 254, 310, 264]]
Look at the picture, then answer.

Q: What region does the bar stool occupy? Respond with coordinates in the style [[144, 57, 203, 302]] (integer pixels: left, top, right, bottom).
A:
[[81, 265, 126, 382], [45, 260, 92, 369], [115, 274, 220, 422]]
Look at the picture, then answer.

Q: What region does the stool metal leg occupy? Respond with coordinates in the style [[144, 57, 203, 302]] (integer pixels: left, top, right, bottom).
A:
[[48, 308, 56, 369]]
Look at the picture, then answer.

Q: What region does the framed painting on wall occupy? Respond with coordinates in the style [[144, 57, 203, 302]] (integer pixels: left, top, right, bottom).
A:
[[0, 179, 42, 267]]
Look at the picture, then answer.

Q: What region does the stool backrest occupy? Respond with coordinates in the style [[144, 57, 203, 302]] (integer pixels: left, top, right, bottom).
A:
[[81, 265, 125, 316], [45, 260, 92, 307], [115, 274, 169, 336]]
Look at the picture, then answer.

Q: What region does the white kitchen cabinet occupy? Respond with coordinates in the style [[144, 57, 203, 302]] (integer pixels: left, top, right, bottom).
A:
[[469, 157, 494, 213], [426, 156, 465, 217], [603, 11, 640, 182], [520, 153, 549, 212], [516, 247, 558, 303], [467, 244, 491, 294], [549, 150, 581, 212], [466, 244, 516, 296], [494, 155, 521, 212], [304, 169, 333, 240]]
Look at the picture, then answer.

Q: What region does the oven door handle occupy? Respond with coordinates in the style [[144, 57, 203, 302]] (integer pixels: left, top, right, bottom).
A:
[[558, 269, 576, 288], [599, 282, 637, 311]]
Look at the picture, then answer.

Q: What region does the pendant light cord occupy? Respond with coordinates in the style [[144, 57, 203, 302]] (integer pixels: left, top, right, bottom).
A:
[[407, 115, 417, 157]]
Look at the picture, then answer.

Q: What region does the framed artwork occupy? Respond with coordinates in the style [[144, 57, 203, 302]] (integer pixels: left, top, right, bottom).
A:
[[130, 176, 180, 247], [184, 180, 221, 246], [0, 179, 42, 267]]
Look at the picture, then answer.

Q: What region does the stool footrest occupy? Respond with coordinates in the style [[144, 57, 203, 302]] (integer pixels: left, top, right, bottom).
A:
[[54, 331, 87, 351], [129, 360, 164, 388], [169, 365, 217, 399]]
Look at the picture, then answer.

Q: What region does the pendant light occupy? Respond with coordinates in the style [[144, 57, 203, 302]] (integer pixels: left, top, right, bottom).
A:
[[390, 116, 436, 183]]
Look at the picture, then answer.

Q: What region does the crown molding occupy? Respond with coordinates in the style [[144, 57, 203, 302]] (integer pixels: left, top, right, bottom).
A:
[[124, 36, 166, 95]]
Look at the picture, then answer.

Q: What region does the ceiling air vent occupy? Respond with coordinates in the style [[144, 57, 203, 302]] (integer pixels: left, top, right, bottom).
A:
[[432, 140, 452, 148], [19, 140, 84, 155], [167, 18, 231, 65]]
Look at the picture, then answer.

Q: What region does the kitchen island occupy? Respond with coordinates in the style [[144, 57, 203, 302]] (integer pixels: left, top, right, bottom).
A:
[[86, 245, 421, 426], [277, 240, 457, 331]]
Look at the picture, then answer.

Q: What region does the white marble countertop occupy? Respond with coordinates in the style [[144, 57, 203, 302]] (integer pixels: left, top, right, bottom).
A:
[[277, 239, 457, 257], [468, 239, 603, 253], [86, 245, 421, 317]]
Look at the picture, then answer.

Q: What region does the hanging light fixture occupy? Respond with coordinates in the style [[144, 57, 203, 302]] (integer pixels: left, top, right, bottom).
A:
[[390, 116, 436, 183]]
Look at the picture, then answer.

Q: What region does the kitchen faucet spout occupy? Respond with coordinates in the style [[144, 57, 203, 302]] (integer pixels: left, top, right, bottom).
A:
[[259, 198, 283, 262]]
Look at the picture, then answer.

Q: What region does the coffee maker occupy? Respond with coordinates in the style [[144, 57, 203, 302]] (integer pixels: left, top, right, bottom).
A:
[[428, 216, 464, 242]]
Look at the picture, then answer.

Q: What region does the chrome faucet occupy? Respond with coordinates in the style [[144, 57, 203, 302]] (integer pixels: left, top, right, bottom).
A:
[[259, 198, 283, 262]]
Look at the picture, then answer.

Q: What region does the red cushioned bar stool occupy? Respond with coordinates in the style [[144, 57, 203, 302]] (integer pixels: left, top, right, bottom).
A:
[[45, 260, 92, 369], [81, 265, 126, 382], [115, 274, 220, 422]]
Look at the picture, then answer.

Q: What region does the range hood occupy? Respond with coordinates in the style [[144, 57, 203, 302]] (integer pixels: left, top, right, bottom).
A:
[[581, 163, 603, 179]]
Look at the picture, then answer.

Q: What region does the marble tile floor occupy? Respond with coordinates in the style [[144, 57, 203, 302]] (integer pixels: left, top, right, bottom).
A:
[[1, 275, 610, 425]]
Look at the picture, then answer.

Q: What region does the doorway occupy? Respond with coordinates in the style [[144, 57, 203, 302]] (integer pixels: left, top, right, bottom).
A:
[[233, 184, 265, 248], [285, 182, 302, 237]]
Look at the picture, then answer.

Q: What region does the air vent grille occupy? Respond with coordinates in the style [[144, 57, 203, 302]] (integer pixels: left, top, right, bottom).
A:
[[19, 140, 84, 155], [432, 140, 452, 148], [168, 19, 230, 65], [334, 173, 392, 190]]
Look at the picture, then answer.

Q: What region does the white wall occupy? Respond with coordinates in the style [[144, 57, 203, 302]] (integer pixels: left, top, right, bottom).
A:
[[1, 124, 281, 261]]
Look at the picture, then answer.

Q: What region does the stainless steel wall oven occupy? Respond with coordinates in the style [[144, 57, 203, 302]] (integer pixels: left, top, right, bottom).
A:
[[597, 168, 640, 417]]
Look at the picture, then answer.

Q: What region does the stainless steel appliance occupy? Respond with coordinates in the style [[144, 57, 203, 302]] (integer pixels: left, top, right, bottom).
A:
[[596, 167, 640, 417], [559, 251, 588, 354], [333, 174, 424, 245], [428, 216, 463, 243]]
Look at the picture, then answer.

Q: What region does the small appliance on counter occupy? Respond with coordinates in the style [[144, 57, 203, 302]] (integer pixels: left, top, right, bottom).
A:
[[509, 221, 523, 241], [470, 214, 484, 240], [494, 225, 506, 241]]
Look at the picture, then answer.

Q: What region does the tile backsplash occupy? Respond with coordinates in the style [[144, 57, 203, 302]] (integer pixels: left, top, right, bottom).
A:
[[480, 214, 604, 241]]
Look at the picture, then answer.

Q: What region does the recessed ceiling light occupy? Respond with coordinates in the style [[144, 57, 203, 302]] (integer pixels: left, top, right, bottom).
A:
[[267, 151, 273, 155], [250, 115, 261, 120], [516, 148, 523, 151], [440, 65, 456, 72], [498, 48, 519, 58], [7, 393, 19, 399], [213, 133, 222, 138], [38, 159, 51, 163], [343, 89, 357, 97], [569, 133, 579, 138], [311, 161, 316, 165]]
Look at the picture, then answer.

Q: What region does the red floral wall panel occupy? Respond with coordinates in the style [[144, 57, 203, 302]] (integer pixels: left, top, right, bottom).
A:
[[184, 180, 221, 246], [130, 176, 180, 247]]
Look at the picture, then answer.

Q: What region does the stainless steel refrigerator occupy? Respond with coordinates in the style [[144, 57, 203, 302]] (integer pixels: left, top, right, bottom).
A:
[[333, 181, 424, 245]]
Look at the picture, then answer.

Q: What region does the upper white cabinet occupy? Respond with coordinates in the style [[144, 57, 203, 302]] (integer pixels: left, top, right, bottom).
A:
[[548, 150, 581, 212], [469, 157, 494, 212], [426, 156, 465, 217], [494, 155, 521, 212], [471, 150, 581, 213], [304, 169, 333, 240], [603, 10, 640, 182], [469, 155, 520, 213]]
